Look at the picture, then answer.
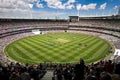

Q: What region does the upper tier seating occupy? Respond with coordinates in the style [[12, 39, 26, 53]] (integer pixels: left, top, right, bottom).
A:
[[69, 19, 120, 30], [0, 19, 68, 34]]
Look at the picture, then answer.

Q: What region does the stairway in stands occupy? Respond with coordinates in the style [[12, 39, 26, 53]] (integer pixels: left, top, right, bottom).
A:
[[41, 70, 53, 80]]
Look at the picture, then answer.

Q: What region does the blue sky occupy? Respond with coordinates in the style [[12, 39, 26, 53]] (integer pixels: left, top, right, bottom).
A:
[[0, 0, 120, 19]]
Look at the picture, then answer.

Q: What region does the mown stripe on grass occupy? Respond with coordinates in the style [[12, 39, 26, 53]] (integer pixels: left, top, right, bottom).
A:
[[19, 40, 55, 61], [68, 38, 101, 61], [17, 40, 50, 61], [13, 44, 34, 60], [85, 43, 110, 63], [9, 47, 38, 64]]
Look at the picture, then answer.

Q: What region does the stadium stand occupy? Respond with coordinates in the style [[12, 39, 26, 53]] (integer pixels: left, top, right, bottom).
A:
[[0, 19, 68, 38], [52, 59, 120, 80], [0, 17, 120, 80], [69, 19, 120, 29], [0, 62, 47, 80]]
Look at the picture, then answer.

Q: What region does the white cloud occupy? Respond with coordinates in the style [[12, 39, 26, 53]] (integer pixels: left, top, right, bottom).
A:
[[65, 0, 76, 5], [82, 3, 96, 10], [0, 0, 46, 15], [64, 0, 76, 9], [36, 3, 43, 8], [99, 3, 107, 10], [0, 9, 65, 19], [0, 0, 66, 18], [44, 0, 76, 9], [76, 3, 97, 11], [33, 11, 65, 18], [0, 0, 75, 11], [76, 4, 81, 10], [29, 4, 33, 8], [0, 7, 29, 13], [113, 5, 118, 9], [44, 0, 63, 9], [0, 0, 31, 11], [67, 0, 76, 3], [36, 1, 44, 8], [65, 4, 74, 9]]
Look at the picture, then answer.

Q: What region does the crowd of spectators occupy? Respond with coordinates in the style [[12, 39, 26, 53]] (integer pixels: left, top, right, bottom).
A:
[[113, 40, 120, 49], [0, 62, 47, 80], [0, 57, 120, 80], [0, 20, 68, 34], [0, 32, 35, 65], [1, 19, 120, 36], [52, 59, 120, 80], [0, 56, 120, 80], [69, 19, 120, 30]]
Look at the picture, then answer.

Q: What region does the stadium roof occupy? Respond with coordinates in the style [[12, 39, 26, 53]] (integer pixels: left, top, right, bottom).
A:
[[69, 15, 120, 19]]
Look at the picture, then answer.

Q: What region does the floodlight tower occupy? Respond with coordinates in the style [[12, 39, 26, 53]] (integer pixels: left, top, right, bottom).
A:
[[118, 6, 120, 15], [76, 4, 81, 22], [29, 4, 33, 19], [77, 9, 80, 21]]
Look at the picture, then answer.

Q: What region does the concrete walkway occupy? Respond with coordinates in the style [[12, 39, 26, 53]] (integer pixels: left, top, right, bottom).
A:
[[41, 70, 53, 80]]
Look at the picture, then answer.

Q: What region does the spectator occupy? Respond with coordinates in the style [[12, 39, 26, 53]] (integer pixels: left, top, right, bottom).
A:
[[56, 67, 63, 80], [115, 61, 120, 75], [73, 58, 86, 80], [100, 72, 112, 80], [9, 71, 21, 80], [20, 68, 31, 80], [86, 69, 97, 80], [105, 60, 114, 74]]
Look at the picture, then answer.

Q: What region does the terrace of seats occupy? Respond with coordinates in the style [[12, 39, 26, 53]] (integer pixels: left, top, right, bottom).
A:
[[68, 19, 120, 38], [0, 19, 68, 34], [69, 19, 120, 30]]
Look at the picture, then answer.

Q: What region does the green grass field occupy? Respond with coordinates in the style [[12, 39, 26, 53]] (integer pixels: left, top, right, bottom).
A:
[[4, 32, 113, 64]]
